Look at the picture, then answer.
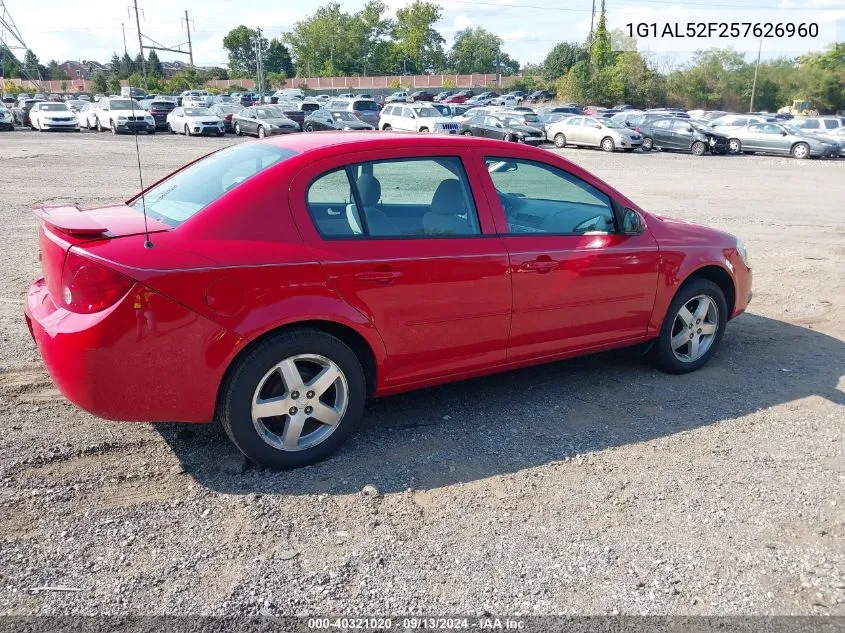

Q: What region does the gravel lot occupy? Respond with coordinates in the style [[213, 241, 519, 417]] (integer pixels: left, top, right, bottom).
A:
[[0, 128, 843, 617]]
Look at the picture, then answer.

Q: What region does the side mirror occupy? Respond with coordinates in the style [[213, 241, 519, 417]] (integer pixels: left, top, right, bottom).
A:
[[687, 126, 694, 133], [621, 208, 644, 235], [781, 131, 787, 136]]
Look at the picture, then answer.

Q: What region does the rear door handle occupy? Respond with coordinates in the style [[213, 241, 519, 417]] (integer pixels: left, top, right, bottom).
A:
[[354, 271, 404, 284]]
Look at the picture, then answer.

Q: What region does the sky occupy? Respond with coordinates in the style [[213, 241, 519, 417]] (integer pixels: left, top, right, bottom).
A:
[[3, 0, 844, 72]]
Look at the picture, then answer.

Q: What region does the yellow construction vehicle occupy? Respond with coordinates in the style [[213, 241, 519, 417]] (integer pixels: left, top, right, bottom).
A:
[[777, 100, 819, 116]]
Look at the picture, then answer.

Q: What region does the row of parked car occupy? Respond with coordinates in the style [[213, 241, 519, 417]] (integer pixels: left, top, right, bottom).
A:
[[2, 90, 844, 159]]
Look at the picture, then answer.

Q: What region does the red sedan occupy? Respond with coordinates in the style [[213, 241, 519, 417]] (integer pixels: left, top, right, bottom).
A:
[[24, 133, 752, 469]]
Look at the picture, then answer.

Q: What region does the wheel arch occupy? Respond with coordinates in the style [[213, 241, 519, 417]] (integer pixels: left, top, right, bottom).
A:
[[216, 318, 381, 417], [682, 264, 736, 318]]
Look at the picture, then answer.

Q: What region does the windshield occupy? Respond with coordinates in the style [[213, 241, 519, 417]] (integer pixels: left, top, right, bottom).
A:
[[41, 103, 69, 111], [602, 119, 623, 128], [129, 144, 297, 227], [111, 100, 143, 111], [257, 107, 285, 119], [412, 106, 441, 117], [184, 108, 212, 116], [217, 104, 242, 113], [332, 111, 357, 121]]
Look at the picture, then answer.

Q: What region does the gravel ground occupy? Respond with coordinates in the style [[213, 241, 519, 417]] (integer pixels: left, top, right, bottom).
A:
[[0, 128, 843, 617]]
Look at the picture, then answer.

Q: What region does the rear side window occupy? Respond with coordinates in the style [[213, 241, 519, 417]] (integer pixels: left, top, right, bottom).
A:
[[823, 119, 838, 129], [306, 157, 480, 239], [130, 144, 297, 227]]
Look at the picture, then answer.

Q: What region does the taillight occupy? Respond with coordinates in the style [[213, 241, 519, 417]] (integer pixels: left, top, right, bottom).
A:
[[225, 114, 232, 121], [61, 250, 133, 314]]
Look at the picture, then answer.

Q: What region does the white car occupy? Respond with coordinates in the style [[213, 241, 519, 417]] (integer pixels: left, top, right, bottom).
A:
[[378, 103, 460, 134], [95, 97, 155, 134], [166, 106, 225, 136], [180, 90, 214, 107], [77, 102, 99, 129], [28, 102, 79, 132], [491, 92, 524, 107]]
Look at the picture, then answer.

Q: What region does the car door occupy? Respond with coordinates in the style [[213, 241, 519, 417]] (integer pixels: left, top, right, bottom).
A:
[[582, 117, 605, 146], [757, 123, 789, 153], [564, 116, 584, 144], [473, 152, 660, 359], [741, 124, 767, 151], [399, 106, 416, 131], [289, 147, 512, 387], [670, 119, 694, 149], [649, 119, 672, 147]]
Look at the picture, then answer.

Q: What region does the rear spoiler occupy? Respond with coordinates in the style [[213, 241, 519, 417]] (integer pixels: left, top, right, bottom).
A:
[[33, 204, 108, 236]]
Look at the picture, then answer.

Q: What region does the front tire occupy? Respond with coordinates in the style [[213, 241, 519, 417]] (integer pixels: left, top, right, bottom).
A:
[[553, 132, 566, 148], [184, 124, 191, 136], [728, 138, 741, 154], [111, 122, 117, 135], [305, 123, 314, 132], [691, 141, 706, 156], [653, 278, 727, 374], [791, 142, 810, 159], [219, 329, 366, 469], [641, 137, 653, 151], [382, 124, 391, 130], [601, 136, 615, 152], [257, 125, 265, 139], [462, 130, 472, 136]]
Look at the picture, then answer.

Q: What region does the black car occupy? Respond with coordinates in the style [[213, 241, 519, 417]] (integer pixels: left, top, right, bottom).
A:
[[274, 101, 306, 129], [13, 98, 42, 126], [409, 90, 435, 102], [459, 112, 544, 144], [231, 106, 300, 138], [639, 117, 729, 155], [527, 90, 556, 103], [139, 99, 176, 130], [303, 109, 374, 132], [209, 103, 245, 132], [544, 105, 583, 115]]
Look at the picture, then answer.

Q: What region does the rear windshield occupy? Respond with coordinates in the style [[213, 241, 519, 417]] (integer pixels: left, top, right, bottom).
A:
[[129, 144, 297, 227], [300, 102, 320, 112], [150, 101, 175, 109], [353, 100, 379, 111]]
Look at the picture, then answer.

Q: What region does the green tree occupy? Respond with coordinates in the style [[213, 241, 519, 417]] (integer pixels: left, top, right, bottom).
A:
[[119, 53, 133, 78], [146, 50, 163, 78], [23, 49, 41, 77], [265, 39, 295, 76], [352, 0, 396, 76], [223, 25, 268, 78], [47, 60, 68, 80], [107, 74, 121, 94], [447, 27, 502, 74], [109, 53, 121, 75], [394, 0, 445, 73], [591, 7, 612, 70], [543, 42, 586, 80], [0, 45, 22, 78], [266, 71, 287, 89], [92, 70, 108, 94]]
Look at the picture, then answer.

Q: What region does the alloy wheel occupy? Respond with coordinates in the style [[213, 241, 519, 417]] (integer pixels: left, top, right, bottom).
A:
[[642, 137, 653, 151], [251, 354, 348, 452], [670, 295, 719, 363], [258, 126, 265, 138], [728, 139, 741, 154]]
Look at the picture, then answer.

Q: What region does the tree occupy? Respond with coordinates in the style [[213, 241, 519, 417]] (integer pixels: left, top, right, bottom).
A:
[[92, 70, 108, 94], [284, 4, 358, 77], [351, 0, 397, 76], [265, 39, 294, 76], [543, 42, 586, 80], [23, 49, 41, 77], [47, 60, 68, 80], [119, 53, 133, 78], [223, 25, 267, 78], [591, 7, 612, 70], [146, 50, 163, 78], [394, 0, 445, 73], [0, 45, 22, 78], [107, 74, 121, 94], [266, 71, 287, 89], [109, 53, 121, 75]]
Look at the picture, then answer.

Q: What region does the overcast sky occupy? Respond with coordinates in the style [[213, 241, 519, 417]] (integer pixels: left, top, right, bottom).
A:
[[6, 0, 844, 71]]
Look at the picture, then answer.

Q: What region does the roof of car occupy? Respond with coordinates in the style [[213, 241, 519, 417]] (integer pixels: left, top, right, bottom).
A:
[[263, 131, 543, 155]]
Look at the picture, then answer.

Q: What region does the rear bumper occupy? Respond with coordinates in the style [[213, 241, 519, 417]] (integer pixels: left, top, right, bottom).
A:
[[24, 277, 242, 423]]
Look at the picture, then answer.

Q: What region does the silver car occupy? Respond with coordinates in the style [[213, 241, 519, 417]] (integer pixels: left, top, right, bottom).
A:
[[324, 98, 381, 127], [722, 122, 838, 159], [548, 115, 642, 151]]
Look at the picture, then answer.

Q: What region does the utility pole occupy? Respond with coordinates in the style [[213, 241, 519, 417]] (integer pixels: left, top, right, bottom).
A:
[[589, 0, 596, 41], [749, 37, 762, 113], [129, 0, 147, 89], [182, 11, 194, 67], [254, 27, 264, 97]]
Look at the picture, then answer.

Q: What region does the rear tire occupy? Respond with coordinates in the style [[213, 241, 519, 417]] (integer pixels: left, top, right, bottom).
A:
[[219, 329, 366, 470], [641, 137, 653, 151], [653, 278, 728, 374], [234, 123, 242, 136]]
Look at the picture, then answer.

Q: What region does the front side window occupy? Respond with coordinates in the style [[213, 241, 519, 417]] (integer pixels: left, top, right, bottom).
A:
[[129, 144, 297, 227], [485, 158, 616, 235], [306, 157, 480, 238]]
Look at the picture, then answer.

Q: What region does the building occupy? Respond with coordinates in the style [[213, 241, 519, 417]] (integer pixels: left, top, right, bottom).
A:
[[60, 60, 107, 80]]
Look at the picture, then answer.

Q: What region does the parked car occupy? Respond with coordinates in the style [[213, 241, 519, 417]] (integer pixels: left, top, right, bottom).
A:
[[235, 93, 259, 107], [1, 95, 17, 106], [28, 101, 80, 132], [209, 103, 245, 133], [314, 94, 331, 104], [547, 116, 642, 151], [433, 90, 453, 102], [94, 97, 155, 134], [409, 90, 435, 102], [324, 98, 380, 128], [77, 102, 98, 129], [495, 109, 545, 135], [274, 101, 307, 130], [721, 122, 838, 158], [13, 98, 42, 126], [384, 91, 409, 103], [231, 106, 299, 137], [65, 100, 88, 113], [297, 100, 321, 117], [166, 107, 224, 136], [639, 118, 729, 155], [429, 103, 472, 118], [466, 91, 500, 106], [442, 90, 474, 104], [527, 90, 556, 103], [180, 90, 214, 107], [0, 105, 13, 130], [686, 110, 727, 121], [459, 112, 544, 144], [542, 105, 583, 116], [491, 91, 524, 106], [304, 109, 374, 131], [708, 114, 774, 129], [789, 116, 845, 132], [24, 133, 753, 469], [539, 112, 574, 128], [378, 103, 460, 134], [812, 126, 845, 156], [139, 98, 176, 130]]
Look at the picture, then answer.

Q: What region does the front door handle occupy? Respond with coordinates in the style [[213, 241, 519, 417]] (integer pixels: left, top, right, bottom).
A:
[[520, 258, 556, 273], [354, 270, 404, 284]]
